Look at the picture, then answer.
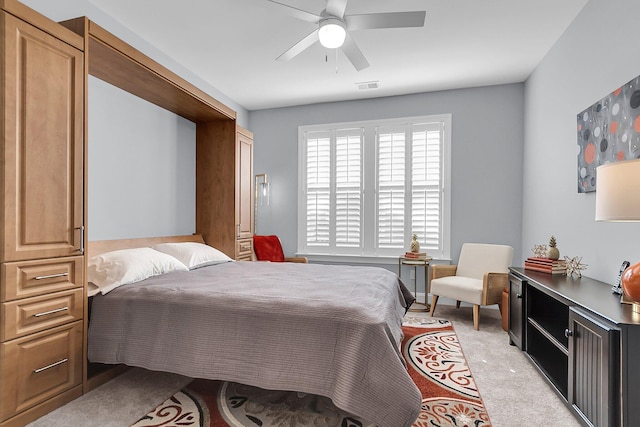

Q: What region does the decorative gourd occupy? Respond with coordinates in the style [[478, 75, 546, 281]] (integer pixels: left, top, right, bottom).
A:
[[547, 235, 559, 260]]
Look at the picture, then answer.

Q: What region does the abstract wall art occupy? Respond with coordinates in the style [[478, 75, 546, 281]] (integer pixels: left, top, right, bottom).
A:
[[577, 74, 640, 193]]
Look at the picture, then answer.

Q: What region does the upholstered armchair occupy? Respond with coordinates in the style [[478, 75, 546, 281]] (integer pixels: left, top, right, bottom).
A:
[[253, 235, 308, 263], [429, 243, 513, 330]]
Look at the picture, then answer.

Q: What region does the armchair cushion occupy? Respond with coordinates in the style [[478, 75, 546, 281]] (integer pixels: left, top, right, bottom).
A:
[[430, 276, 484, 305], [253, 235, 285, 262]]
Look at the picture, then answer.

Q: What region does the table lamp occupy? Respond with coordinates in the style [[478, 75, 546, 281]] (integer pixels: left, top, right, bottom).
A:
[[595, 159, 640, 313]]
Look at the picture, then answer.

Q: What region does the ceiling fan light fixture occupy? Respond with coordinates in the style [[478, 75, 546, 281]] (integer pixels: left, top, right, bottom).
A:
[[318, 18, 346, 48]]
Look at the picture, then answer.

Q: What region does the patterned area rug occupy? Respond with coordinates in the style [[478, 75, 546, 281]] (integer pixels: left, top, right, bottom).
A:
[[131, 318, 490, 427]]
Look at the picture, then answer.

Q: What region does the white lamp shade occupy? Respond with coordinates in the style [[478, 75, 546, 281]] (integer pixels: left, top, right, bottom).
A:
[[318, 18, 346, 48], [595, 159, 640, 221]]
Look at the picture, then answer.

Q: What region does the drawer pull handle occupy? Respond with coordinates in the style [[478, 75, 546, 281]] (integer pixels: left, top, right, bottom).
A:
[[34, 306, 69, 317], [34, 358, 68, 373], [241, 246, 251, 251], [34, 272, 68, 280]]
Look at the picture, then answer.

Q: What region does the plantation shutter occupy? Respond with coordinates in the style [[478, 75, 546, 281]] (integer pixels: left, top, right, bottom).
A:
[[377, 127, 406, 249], [411, 123, 442, 252], [335, 130, 362, 248], [306, 131, 330, 247]]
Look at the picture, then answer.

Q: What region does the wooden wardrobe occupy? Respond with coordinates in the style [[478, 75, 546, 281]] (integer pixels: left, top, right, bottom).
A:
[[0, 1, 85, 426]]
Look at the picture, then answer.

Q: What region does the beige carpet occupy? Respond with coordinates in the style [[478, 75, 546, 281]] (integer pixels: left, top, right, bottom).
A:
[[27, 304, 580, 427], [411, 305, 580, 426]]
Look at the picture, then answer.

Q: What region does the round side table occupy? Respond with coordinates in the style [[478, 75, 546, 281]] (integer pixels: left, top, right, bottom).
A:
[[398, 256, 432, 312]]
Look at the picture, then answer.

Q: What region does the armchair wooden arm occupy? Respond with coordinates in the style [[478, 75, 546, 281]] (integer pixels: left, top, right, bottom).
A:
[[285, 257, 308, 263], [430, 264, 457, 280], [481, 272, 509, 305]]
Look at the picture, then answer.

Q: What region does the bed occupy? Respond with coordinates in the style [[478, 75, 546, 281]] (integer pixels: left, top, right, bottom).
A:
[[86, 235, 421, 427]]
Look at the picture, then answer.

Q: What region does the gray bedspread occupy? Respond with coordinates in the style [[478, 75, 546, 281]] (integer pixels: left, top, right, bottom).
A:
[[88, 261, 421, 426]]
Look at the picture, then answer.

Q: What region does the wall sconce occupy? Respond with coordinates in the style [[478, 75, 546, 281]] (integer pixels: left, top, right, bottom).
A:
[[254, 173, 270, 233], [596, 159, 640, 312]]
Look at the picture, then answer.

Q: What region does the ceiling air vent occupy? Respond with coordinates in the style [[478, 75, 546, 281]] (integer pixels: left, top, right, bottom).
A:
[[356, 81, 379, 90]]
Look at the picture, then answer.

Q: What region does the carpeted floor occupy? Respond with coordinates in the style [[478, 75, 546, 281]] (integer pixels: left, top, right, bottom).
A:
[[27, 304, 580, 427]]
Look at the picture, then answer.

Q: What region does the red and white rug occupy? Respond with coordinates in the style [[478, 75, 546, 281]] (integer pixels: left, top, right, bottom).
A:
[[132, 319, 490, 427]]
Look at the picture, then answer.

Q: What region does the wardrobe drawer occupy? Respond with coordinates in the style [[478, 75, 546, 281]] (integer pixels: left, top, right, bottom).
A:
[[236, 238, 253, 260], [1, 289, 83, 341], [0, 321, 82, 422], [1, 256, 83, 302]]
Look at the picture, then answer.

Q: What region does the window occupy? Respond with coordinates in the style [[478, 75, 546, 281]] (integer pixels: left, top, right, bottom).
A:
[[298, 115, 451, 260]]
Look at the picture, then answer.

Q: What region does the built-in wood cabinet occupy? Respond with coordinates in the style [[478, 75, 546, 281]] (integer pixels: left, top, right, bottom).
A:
[[509, 268, 640, 427], [236, 127, 254, 260], [195, 124, 254, 260], [0, 2, 85, 425]]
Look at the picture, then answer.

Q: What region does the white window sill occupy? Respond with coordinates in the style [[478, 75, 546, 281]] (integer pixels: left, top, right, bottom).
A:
[[297, 253, 451, 265]]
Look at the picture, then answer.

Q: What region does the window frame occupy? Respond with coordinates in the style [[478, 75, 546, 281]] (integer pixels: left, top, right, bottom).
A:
[[297, 114, 451, 262]]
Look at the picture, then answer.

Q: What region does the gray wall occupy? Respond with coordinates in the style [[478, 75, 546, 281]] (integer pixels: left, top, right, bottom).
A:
[[88, 77, 196, 239], [249, 84, 525, 267], [523, 0, 640, 283]]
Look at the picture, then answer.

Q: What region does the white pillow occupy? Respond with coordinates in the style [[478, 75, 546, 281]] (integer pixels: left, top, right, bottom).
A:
[[88, 247, 188, 295], [152, 242, 233, 270]]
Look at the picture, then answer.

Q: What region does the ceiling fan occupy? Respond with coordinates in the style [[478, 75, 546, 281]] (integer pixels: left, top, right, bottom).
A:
[[267, 0, 426, 71]]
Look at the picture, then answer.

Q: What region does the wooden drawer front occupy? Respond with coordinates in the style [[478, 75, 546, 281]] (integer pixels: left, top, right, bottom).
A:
[[0, 321, 82, 421], [1, 256, 83, 302], [236, 238, 253, 260], [1, 289, 83, 341]]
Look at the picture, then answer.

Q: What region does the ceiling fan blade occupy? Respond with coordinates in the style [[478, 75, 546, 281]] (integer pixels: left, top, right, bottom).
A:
[[265, 0, 321, 23], [276, 29, 319, 62], [345, 11, 426, 31], [325, 0, 348, 18], [341, 32, 369, 71]]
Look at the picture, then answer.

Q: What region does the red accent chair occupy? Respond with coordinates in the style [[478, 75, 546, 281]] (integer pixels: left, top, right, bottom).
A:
[[253, 235, 308, 263]]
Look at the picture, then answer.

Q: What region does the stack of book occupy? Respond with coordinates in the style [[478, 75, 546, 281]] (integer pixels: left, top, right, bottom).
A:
[[524, 257, 567, 275], [404, 251, 429, 260]]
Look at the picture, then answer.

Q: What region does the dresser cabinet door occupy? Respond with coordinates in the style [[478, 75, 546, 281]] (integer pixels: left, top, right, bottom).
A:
[[1, 12, 84, 262], [568, 307, 619, 427], [508, 273, 525, 349]]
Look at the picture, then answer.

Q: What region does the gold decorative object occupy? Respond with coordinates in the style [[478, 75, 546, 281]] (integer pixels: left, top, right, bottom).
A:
[[410, 234, 420, 253], [565, 256, 588, 277], [547, 236, 559, 260], [531, 244, 548, 258]]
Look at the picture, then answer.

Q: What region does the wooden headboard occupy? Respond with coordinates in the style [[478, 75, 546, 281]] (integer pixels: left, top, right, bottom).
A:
[[87, 234, 205, 258]]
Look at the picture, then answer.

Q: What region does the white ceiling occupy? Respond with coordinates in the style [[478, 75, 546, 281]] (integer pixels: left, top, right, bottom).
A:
[[86, 0, 588, 111]]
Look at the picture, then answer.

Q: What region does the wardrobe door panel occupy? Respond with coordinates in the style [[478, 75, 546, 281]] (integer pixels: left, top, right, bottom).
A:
[[1, 12, 84, 262]]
